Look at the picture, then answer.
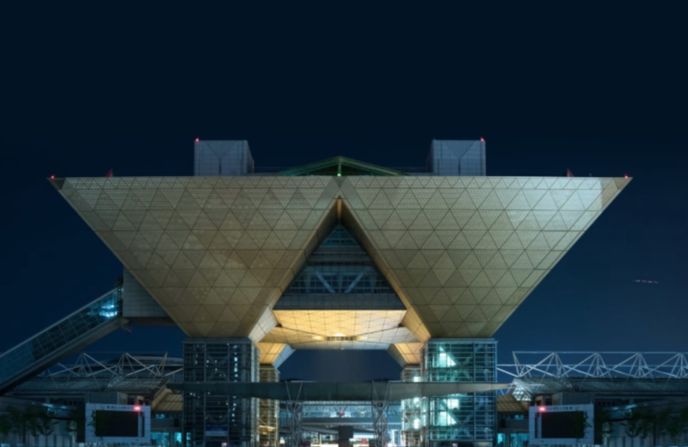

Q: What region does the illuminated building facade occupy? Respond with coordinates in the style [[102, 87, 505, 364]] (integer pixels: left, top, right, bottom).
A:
[[43, 139, 628, 446]]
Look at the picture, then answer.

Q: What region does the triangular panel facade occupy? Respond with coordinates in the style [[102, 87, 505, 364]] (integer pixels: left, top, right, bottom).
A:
[[58, 176, 339, 337], [56, 174, 629, 345], [339, 176, 628, 338]]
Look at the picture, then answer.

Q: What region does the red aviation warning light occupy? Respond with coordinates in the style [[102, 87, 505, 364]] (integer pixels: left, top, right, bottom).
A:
[[624, 173, 630, 179], [194, 137, 200, 144], [480, 136, 486, 143], [49, 175, 56, 181]]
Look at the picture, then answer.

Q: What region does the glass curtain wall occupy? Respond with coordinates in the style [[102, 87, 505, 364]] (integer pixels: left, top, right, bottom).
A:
[[422, 340, 497, 446]]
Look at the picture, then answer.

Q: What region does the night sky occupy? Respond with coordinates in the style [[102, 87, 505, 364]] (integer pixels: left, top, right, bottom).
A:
[[1, 4, 686, 381]]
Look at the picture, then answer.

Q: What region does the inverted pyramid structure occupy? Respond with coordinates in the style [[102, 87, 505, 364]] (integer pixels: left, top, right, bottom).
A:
[[55, 174, 629, 349]]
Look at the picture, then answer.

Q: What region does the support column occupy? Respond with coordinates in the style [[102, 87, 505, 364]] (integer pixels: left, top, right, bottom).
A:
[[282, 381, 305, 447], [371, 400, 390, 447], [284, 400, 303, 447], [370, 382, 391, 447], [183, 338, 258, 447], [259, 365, 280, 447], [422, 339, 497, 447]]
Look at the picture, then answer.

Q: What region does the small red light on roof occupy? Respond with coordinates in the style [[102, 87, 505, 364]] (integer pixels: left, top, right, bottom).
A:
[[194, 137, 200, 143], [133, 405, 142, 412], [49, 175, 56, 181], [538, 406, 547, 412], [624, 173, 629, 179], [480, 137, 486, 143]]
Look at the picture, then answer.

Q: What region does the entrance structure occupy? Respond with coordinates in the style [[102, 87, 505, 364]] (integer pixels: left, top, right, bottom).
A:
[[46, 140, 628, 446]]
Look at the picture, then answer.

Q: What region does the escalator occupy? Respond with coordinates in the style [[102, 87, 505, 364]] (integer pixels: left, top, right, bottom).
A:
[[0, 288, 127, 394]]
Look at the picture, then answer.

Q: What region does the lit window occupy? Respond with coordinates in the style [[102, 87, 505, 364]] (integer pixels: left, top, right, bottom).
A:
[[446, 398, 459, 410], [437, 349, 456, 368]]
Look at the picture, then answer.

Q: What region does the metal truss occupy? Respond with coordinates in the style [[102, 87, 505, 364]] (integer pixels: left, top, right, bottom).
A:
[[42, 352, 183, 380], [12, 352, 183, 396], [498, 352, 688, 380], [497, 352, 688, 402], [281, 224, 398, 297]]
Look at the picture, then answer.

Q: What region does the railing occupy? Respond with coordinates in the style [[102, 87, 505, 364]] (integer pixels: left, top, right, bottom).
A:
[[0, 288, 125, 393]]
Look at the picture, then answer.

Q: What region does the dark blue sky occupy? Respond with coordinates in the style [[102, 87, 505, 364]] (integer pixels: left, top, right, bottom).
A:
[[0, 4, 686, 380]]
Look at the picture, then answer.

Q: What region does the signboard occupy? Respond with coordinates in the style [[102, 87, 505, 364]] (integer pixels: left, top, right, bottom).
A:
[[529, 404, 594, 445], [85, 403, 151, 445]]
